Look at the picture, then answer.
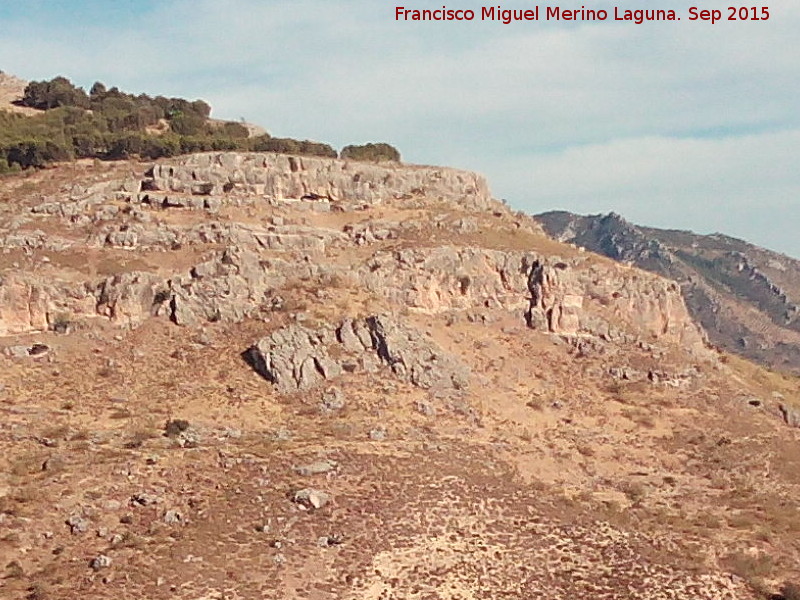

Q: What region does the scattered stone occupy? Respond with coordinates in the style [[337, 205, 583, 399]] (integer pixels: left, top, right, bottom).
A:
[[89, 555, 112, 571], [175, 430, 199, 448], [292, 488, 330, 510], [223, 428, 242, 439], [272, 428, 293, 442], [295, 460, 337, 476], [369, 427, 387, 441], [416, 401, 436, 416], [320, 387, 345, 413], [779, 403, 800, 428], [608, 367, 642, 381], [41, 455, 65, 472], [4, 342, 51, 358], [4, 345, 30, 358], [66, 514, 89, 535], [131, 492, 159, 507], [318, 534, 344, 547], [163, 509, 182, 524]]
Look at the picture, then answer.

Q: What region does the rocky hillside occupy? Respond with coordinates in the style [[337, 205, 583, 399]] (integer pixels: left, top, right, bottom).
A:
[[2, 154, 800, 599], [536, 211, 800, 374]]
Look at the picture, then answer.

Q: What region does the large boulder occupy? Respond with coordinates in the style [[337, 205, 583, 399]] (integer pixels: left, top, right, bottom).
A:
[[365, 315, 470, 390], [247, 315, 470, 393], [247, 324, 342, 393]]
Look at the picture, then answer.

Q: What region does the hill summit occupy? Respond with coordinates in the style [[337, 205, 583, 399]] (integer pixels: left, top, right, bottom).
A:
[[1, 72, 800, 600]]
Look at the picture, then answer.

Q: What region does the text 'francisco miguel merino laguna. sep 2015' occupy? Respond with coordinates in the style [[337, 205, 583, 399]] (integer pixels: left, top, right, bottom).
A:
[[394, 5, 771, 25]]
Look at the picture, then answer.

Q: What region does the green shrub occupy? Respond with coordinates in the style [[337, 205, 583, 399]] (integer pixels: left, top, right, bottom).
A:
[[22, 76, 89, 109], [340, 142, 401, 162], [7, 74, 344, 168]]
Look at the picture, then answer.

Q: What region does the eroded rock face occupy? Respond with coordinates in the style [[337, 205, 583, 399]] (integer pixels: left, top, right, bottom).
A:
[[359, 247, 535, 314], [167, 246, 324, 327], [524, 258, 707, 353], [0, 274, 49, 335], [96, 272, 166, 329], [536, 210, 800, 372], [0, 152, 706, 359], [246, 323, 342, 393], [364, 315, 470, 390], [143, 152, 493, 210], [527, 261, 583, 335], [247, 315, 470, 393]]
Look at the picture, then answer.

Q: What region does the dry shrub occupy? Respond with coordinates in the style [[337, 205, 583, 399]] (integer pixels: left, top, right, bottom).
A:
[[10, 452, 46, 477], [723, 551, 776, 592], [782, 582, 800, 600]]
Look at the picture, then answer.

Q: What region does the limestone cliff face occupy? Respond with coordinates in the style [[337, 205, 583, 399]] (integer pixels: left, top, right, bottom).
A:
[[144, 152, 494, 210], [0, 274, 49, 335], [526, 259, 707, 352], [358, 248, 535, 314], [0, 152, 706, 359]]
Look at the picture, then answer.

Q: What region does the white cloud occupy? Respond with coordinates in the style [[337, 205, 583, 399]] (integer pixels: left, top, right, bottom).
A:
[[492, 130, 800, 255]]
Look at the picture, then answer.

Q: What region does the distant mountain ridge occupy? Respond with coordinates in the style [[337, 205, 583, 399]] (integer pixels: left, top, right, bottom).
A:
[[535, 210, 800, 373]]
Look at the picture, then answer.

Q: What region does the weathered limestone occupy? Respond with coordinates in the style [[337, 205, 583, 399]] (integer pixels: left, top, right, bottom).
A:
[[142, 152, 494, 210], [358, 247, 536, 314], [96, 272, 166, 329], [247, 315, 470, 393], [0, 274, 49, 335], [527, 261, 582, 335]]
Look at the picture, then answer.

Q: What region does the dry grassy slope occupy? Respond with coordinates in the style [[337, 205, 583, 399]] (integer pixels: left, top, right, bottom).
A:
[[0, 158, 798, 600]]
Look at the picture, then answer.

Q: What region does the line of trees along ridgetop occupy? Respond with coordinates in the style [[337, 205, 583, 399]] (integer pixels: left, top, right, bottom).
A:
[[0, 75, 401, 172]]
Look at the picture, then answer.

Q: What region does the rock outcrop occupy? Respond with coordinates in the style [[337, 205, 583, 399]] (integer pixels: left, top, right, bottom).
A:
[[247, 315, 470, 393], [0, 274, 50, 335], [96, 272, 167, 329], [0, 153, 706, 364], [359, 247, 535, 314], [142, 152, 494, 210], [525, 257, 707, 353]]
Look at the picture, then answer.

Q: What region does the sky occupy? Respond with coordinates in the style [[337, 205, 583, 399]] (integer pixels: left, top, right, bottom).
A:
[[1, 0, 799, 256]]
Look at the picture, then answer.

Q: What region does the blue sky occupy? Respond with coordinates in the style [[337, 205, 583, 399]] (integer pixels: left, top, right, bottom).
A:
[[2, 0, 799, 256]]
